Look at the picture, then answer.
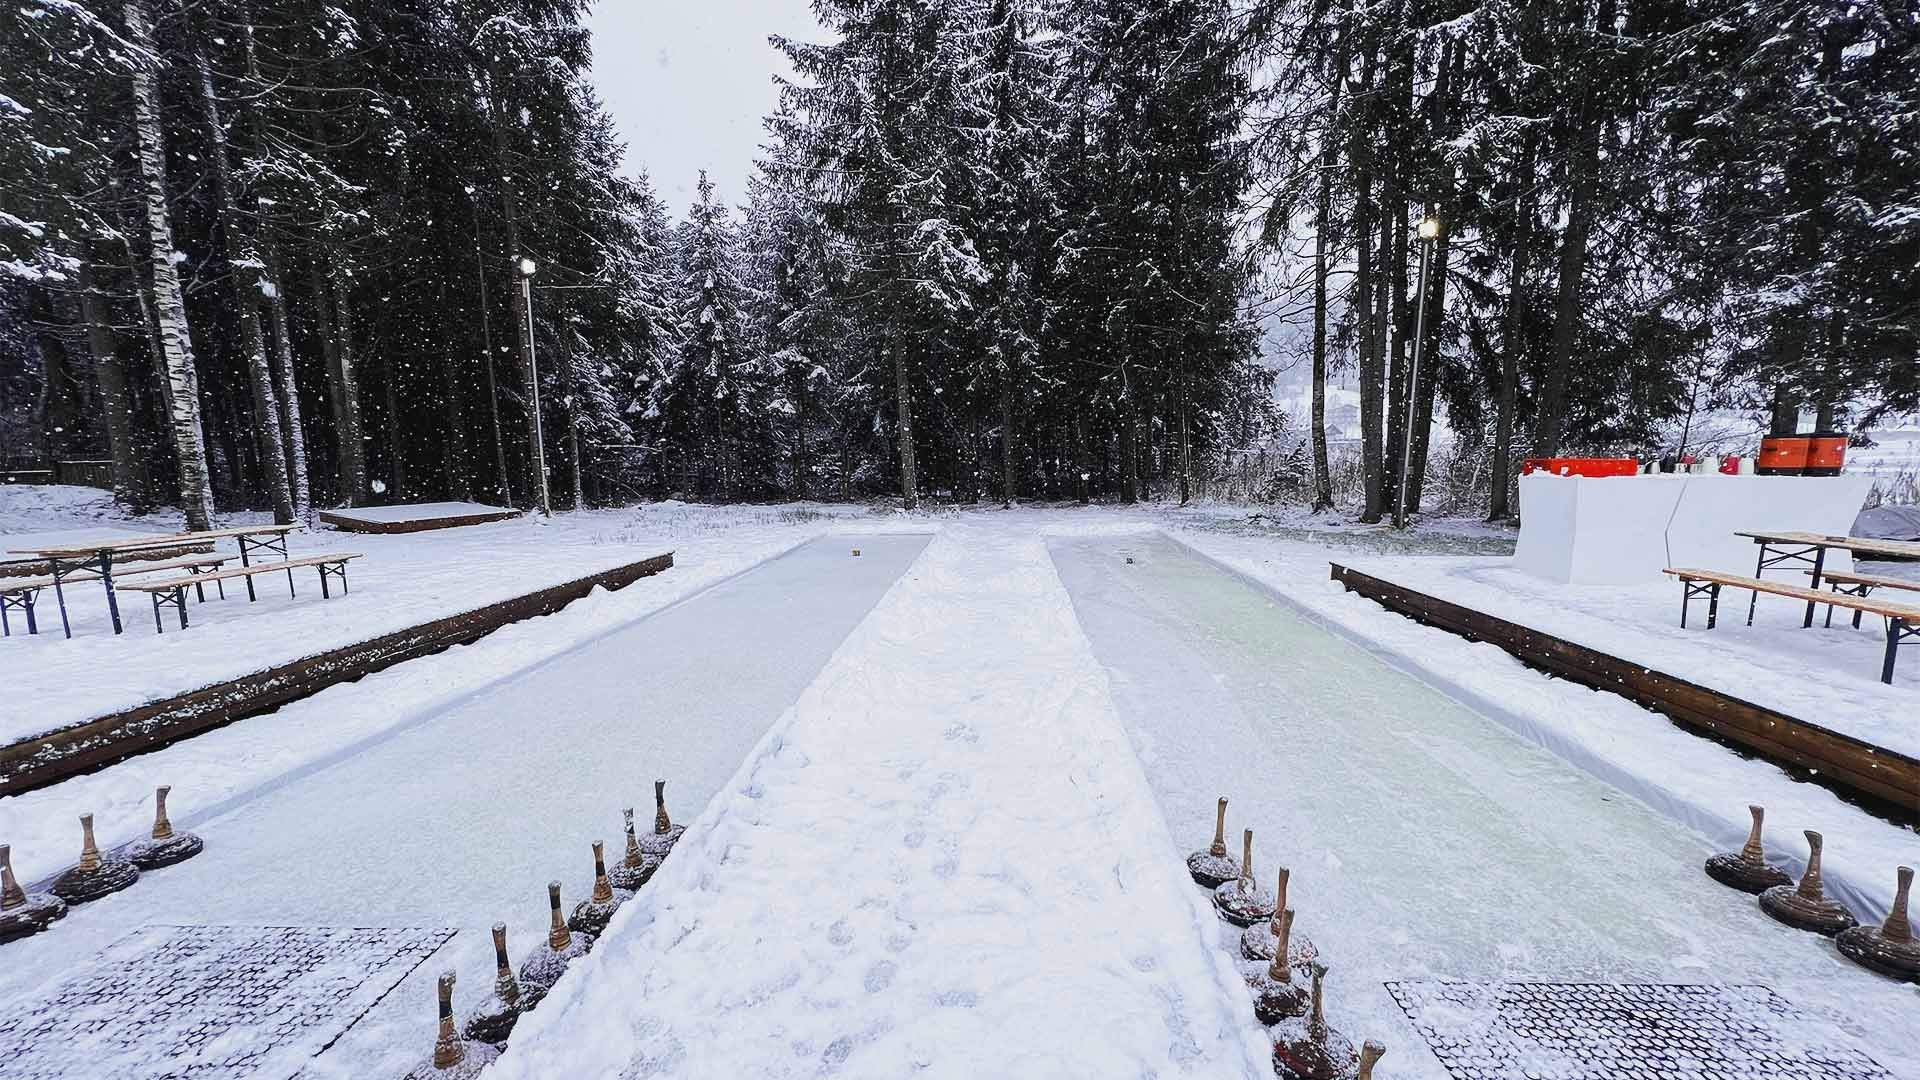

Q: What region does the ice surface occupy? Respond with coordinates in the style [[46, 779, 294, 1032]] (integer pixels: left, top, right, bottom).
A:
[[489, 523, 1272, 1079], [0, 534, 929, 1078], [1049, 533, 1915, 1079]]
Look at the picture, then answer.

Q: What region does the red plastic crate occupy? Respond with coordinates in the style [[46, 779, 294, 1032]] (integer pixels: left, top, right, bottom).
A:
[[1520, 457, 1640, 478]]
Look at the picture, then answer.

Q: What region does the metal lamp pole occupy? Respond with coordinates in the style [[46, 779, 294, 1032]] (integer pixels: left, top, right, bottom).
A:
[[517, 255, 550, 517], [1395, 217, 1441, 530]]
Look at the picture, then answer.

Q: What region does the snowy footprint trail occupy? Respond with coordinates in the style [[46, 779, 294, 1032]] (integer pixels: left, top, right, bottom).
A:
[[1049, 533, 1919, 1079], [493, 524, 1271, 1079], [0, 534, 930, 1078]]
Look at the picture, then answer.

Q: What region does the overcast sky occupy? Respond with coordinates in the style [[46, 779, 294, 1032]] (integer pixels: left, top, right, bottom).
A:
[[585, 1, 826, 215]]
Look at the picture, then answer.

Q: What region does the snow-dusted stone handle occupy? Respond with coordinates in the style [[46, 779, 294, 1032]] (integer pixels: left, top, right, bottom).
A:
[[1739, 805, 1766, 865], [1307, 960, 1329, 1040], [1238, 829, 1255, 890], [0, 845, 22, 909], [1358, 1040, 1386, 1080], [547, 881, 571, 950], [78, 813, 101, 872], [591, 841, 613, 904], [1267, 909, 1296, 982], [654, 780, 673, 834], [432, 971, 463, 1068], [492, 922, 511, 972], [152, 785, 174, 841], [1886, 866, 1914, 942], [1797, 831, 1826, 899], [1209, 797, 1229, 858]]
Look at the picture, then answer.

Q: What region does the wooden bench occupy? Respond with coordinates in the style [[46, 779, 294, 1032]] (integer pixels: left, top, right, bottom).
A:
[[1664, 567, 1920, 684], [1, 556, 231, 636], [1812, 570, 1920, 630], [117, 554, 362, 633]]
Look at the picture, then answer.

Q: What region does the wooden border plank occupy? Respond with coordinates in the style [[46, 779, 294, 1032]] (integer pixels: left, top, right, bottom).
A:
[[0, 552, 672, 795], [1328, 562, 1919, 820], [318, 508, 522, 534]]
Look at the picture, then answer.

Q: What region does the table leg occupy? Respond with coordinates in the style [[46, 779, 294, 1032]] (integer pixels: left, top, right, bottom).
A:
[[176, 586, 189, 629], [50, 557, 73, 638], [239, 536, 258, 601], [1747, 544, 1767, 626], [1885, 619, 1903, 685], [1802, 547, 1826, 628], [22, 594, 31, 635], [1707, 584, 1720, 630], [152, 593, 164, 634], [99, 551, 123, 634]]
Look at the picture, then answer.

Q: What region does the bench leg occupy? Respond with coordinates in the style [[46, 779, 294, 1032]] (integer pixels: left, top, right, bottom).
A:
[[1802, 548, 1827, 628], [216, 578, 225, 600], [52, 560, 72, 639], [287, 569, 297, 599], [23, 593, 35, 635], [193, 574, 206, 603], [1885, 619, 1904, 685], [1, 598, 9, 637], [152, 593, 164, 635], [176, 586, 189, 629], [318, 565, 330, 599], [1747, 547, 1765, 626], [1707, 584, 1720, 630]]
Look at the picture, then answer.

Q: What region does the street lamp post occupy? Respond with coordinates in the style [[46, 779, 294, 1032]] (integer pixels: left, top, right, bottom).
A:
[[1395, 216, 1442, 530], [518, 255, 550, 517]]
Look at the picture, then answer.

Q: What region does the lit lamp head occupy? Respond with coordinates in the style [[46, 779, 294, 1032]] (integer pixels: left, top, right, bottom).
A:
[[1417, 217, 1441, 241], [517, 256, 538, 279]]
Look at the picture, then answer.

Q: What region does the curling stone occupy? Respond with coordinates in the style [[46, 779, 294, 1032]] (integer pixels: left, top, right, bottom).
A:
[[1214, 829, 1277, 927], [568, 841, 633, 937], [1759, 830, 1858, 936], [462, 923, 523, 1047], [1703, 804, 1791, 894], [518, 881, 594, 1010], [128, 786, 204, 870], [1241, 867, 1318, 968], [403, 971, 499, 1079], [1246, 909, 1309, 1024], [1, 844, 68, 944], [1187, 796, 1239, 889], [1271, 962, 1359, 1080], [609, 808, 661, 892], [49, 813, 139, 904], [1834, 866, 1919, 984], [638, 780, 685, 859]]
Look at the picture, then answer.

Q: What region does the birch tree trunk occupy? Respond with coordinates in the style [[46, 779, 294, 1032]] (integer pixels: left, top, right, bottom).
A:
[[126, 0, 215, 530], [195, 48, 294, 524], [322, 258, 370, 504]]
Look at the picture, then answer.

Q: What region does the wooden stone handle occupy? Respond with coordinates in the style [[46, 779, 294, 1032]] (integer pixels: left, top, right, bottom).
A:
[[1268, 910, 1295, 981], [152, 785, 174, 841], [1358, 1040, 1386, 1080], [591, 841, 613, 903], [1739, 805, 1765, 864], [1239, 829, 1255, 888], [431, 971, 463, 1067], [1886, 866, 1914, 942], [623, 808, 644, 867], [78, 813, 101, 871], [491, 922, 511, 972], [1797, 830, 1825, 899], [1307, 960, 1328, 1039], [0, 845, 22, 909], [1274, 867, 1291, 919], [1209, 797, 1229, 857], [547, 881, 571, 949], [654, 780, 672, 834]]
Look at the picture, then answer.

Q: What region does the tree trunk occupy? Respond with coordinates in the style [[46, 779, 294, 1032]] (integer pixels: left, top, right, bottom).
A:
[[1489, 146, 1535, 522], [1073, 410, 1090, 504], [1533, 109, 1596, 460], [1309, 137, 1335, 513], [1000, 380, 1016, 508], [891, 331, 919, 510], [324, 259, 370, 504], [262, 248, 311, 522], [196, 48, 294, 524], [556, 321, 585, 510], [1407, 231, 1450, 514], [78, 259, 149, 509], [126, 0, 215, 530]]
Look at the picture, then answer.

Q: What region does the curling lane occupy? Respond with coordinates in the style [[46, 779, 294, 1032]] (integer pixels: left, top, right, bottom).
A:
[[0, 532, 932, 1078], [1047, 532, 1916, 1080]]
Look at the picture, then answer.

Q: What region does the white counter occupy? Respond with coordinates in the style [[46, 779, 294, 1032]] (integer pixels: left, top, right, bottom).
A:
[[1514, 473, 1873, 585]]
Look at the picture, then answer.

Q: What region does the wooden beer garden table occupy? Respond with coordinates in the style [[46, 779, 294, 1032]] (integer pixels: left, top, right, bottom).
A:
[[8, 524, 302, 638], [1736, 530, 1920, 629]]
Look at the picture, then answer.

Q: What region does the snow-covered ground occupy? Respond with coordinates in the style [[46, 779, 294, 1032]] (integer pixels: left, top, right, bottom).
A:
[[2, 493, 1914, 1078], [0, 487, 891, 743]]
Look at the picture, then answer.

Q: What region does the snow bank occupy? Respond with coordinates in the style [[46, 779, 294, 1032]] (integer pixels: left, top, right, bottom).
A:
[[491, 522, 1270, 1079]]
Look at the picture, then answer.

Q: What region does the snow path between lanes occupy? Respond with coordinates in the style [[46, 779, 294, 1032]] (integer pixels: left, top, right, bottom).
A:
[[493, 523, 1271, 1079], [1052, 533, 1918, 1079]]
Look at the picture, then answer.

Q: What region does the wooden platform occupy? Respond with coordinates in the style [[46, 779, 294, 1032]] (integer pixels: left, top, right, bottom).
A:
[[318, 502, 522, 534], [1329, 562, 1919, 821], [0, 552, 672, 795]]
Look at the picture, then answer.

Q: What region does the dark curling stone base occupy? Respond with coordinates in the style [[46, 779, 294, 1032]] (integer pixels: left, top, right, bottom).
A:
[[49, 859, 139, 904], [638, 825, 685, 860], [1242, 924, 1318, 968], [1834, 925, 1920, 984], [609, 856, 659, 893], [1704, 852, 1792, 895], [1213, 880, 1277, 927], [1248, 970, 1310, 1025], [462, 991, 523, 1048], [1758, 885, 1858, 937], [1273, 1023, 1359, 1080], [0, 893, 68, 944], [517, 933, 594, 1011], [129, 833, 204, 871], [568, 890, 632, 938], [401, 1039, 499, 1080], [1187, 850, 1238, 890]]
